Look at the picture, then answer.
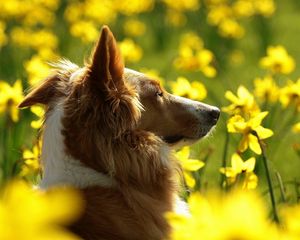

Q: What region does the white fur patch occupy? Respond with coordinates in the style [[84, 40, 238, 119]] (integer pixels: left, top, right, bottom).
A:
[[174, 197, 190, 216], [40, 100, 115, 189], [69, 67, 86, 83]]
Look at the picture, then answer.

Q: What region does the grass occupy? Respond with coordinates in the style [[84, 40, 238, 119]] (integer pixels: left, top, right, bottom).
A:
[[0, 0, 300, 203]]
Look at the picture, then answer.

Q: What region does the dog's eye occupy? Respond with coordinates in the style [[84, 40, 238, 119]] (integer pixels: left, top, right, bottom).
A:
[[156, 91, 163, 97]]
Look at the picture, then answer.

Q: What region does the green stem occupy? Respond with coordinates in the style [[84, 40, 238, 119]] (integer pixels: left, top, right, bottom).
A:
[[254, 132, 279, 223], [220, 131, 229, 188], [262, 180, 300, 196], [275, 171, 286, 203]]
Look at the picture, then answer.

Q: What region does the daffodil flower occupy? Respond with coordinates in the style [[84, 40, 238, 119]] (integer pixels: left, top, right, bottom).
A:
[[175, 146, 205, 188], [222, 85, 260, 117], [20, 141, 41, 177], [280, 79, 300, 112], [0, 180, 82, 240], [174, 32, 216, 77], [0, 21, 7, 47], [227, 112, 273, 154], [218, 18, 245, 39], [260, 45, 295, 75], [123, 19, 146, 37], [220, 153, 255, 177], [162, 0, 200, 11], [293, 122, 300, 133], [70, 20, 99, 42], [171, 77, 207, 101], [167, 191, 277, 240], [280, 204, 300, 237], [25, 55, 52, 86], [0, 80, 24, 122], [119, 38, 143, 63], [220, 153, 258, 189], [30, 105, 45, 129], [254, 75, 279, 103]]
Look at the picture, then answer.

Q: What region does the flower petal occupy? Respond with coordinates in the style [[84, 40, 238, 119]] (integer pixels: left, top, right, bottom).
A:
[[182, 159, 205, 171], [250, 111, 268, 128], [231, 153, 243, 172], [249, 134, 262, 154], [244, 157, 256, 172], [255, 126, 274, 139]]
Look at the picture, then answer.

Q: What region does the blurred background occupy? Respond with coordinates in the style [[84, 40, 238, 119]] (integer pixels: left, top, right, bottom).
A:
[[0, 0, 300, 204]]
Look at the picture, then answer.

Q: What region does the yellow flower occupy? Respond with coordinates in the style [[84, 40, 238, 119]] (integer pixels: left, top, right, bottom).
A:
[[174, 32, 216, 77], [30, 105, 45, 129], [0, 80, 24, 122], [232, 0, 255, 18], [220, 153, 256, 177], [0, 0, 59, 26], [22, 6, 55, 26], [218, 18, 245, 39], [227, 112, 274, 154], [25, 55, 52, 86], [171, 77, 207, 101], [11, 28, 58, 51], [215, 191, 277, 240], [0, 21, 7, 48], [117, 0, 154, 15], [175, 146, 205, 188], [205, 0, 275, 39], [123, 19, 146, 36], [162, 0, 200, 11], [280, 204, 300, 238], [222, 85, 260, 117], [177, 32, 204, 51], [260, 45, 295, 75], [167, 190, 277, 240], [196, 49, 217, 77], [119, 38, 143, 63], [84, 0, 116, 23], [293, 122, 300, 133], [20, 141, 41, 178], [254, 0, 276, 17], [280, 79, 300, 112], [64, 2, 84, 23], [70, 20, 99, 43], [254, 75, 279, 103], [0, 180, 82, 240], [220, 153, 258, 189], [207, 4, 232, 26]]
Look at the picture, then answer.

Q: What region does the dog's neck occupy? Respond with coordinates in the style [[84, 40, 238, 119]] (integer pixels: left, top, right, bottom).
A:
[[40, 100, 115, 189], [39, 99, 173, 191]]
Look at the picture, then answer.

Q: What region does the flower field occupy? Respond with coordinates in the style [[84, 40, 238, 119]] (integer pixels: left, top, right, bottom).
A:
[[1, 0, 300, 239]]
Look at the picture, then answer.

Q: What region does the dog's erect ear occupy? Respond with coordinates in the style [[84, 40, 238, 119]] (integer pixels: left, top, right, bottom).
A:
[[18, 75, 59, 108], [88, 26, 124, 91]]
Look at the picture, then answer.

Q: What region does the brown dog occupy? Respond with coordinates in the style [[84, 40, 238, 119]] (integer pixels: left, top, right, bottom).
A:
[[19, 26, 219, 240]]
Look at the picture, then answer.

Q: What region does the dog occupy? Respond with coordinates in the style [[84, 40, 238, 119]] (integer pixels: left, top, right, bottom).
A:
[[19, 26, 220, 240]]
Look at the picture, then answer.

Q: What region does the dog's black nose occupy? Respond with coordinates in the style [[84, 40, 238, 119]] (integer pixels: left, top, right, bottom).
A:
[[209, 107, 220, 122]]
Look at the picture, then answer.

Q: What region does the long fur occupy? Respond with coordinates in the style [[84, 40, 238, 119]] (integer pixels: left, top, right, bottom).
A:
[[19, 26, 219, 240]]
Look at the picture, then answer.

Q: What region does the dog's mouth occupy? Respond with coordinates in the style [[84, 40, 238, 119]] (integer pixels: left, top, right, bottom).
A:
[[161, 135, 184, 144], [161, 126, 216, 145]]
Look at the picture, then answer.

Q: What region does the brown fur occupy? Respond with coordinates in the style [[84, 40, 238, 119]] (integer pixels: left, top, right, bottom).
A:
[[19, 26, 219, 240]]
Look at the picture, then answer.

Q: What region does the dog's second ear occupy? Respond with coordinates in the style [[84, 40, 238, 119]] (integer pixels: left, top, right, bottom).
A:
[[88, 26, 124, 93], [18, 74, 60, 108]]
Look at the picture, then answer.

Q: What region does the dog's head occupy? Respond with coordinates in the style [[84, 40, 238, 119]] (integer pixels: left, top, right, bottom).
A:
[[19, 26, 219, 158], [124, 69, 219, 147]]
